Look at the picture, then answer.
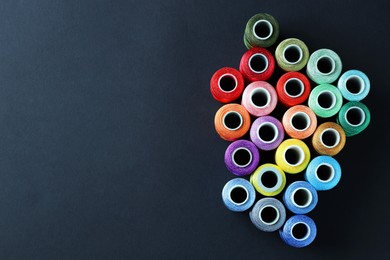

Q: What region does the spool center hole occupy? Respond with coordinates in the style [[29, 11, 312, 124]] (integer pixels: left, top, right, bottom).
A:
[[292, 223, 309, 240], [346, 77, 363, 94], [285, 148, 301, 165], [291, 113, 309, 131], [254, 21, 272, 39], [261, 171, 278, 188], [317, 57, 334, 74], [293, 189, 311, 207], [284, 46, 301, 63], [233, 149, 251, 167], [260, 206, 278, 224], [258, 124, 276, 142], [230, 187, 247, 204], [317, 164, 333, 181], [224, 112, 242, 130], [250, 54, 268, 73], [285, 79, 304, 97], [346, 107, 364, 126], [318, 91, 335, 109], [251, 89, 269, 107], [321, 129, 338, 147], [219, 75, 237, 92]]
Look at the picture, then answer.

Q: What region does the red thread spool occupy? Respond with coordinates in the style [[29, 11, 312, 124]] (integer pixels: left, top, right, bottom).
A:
[[214, 104, 251, 141], [276, 72, 311, 107], [210, 67, 245, 103], [239, 47, 275, 82]]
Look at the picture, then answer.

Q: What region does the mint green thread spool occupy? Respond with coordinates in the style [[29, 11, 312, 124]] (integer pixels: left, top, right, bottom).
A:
[[244, 13, 279, 49], [308, 84, 343, 118], [337, 102, 370, 136], [275, 38, 310, 71], [306, 49, 342, 84]]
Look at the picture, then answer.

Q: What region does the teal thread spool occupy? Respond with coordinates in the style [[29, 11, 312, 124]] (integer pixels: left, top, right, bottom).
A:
[[337, 70, 370, 101], [306, 49, 342, 84], [275, 38, 310, 71], [308, 84, 343, 118], [337, 101, 370, 136], [244, 13, 279, 48]]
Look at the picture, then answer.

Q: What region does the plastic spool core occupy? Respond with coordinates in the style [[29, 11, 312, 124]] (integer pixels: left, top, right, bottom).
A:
[[291, 222, 311, 241], [261, 171, 278, 188], [232, 148, 253, 168], [248, 54, 269, 73], [345, 107, 365, 127], [250, 88, 271, 108], [290, 112, 311, 131], [229, 186, 248, 205], [218, 74, 238, 93], [253, 20, 273, 40], [320, 128, 341, 148], [315, 163, 335, 183], [317, 90, 336, 110], [345, 76, 364, 95], [257, 122, 278, 143], [292, 188, 313, 208], [316, 56, 335, 75], [223, 111, 243, 130], [284, 145, 305, 166], [284, 78, 304, 98], [283, 44, 303, 64], [259, 205, 280, 225]]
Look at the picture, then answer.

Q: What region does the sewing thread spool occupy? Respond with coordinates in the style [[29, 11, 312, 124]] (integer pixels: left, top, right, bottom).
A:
[[249, 116, 284, 151], [244, 13, 279, 48], [239, 47, 275, 82], [210, 67, 245, 103], [283, 181, 318, 214], [250, 163, 286, 196], [306, 49, 342, 84], [279, 215, 317, 248], [222, 178, 256, 212], [304, 156, 342, 190], [249, 198, 286, 232], [308, 84, 343, 118], [276, 72, 311, 107], [337, 70, 370, 101], [214, 104, 251, 141], [275, 139, 311, 174], [312, 122, 346, 156], [241, 81, 278, 117], [337, 101, 371, 136], [282, 105, 317, 139], [224, 140, 260, 176], [275, 38, 310, 71]]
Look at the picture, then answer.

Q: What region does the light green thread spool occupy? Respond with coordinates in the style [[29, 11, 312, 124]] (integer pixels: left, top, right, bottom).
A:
[[308, 84, 343, 118], [244, 13, 279, 49], [306, 49, 342, 84], [275, 38, 310, 71], [337, 101, 370, 136]]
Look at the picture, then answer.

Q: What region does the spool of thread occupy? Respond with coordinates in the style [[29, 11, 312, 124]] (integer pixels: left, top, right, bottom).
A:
[[222, 178, 256, 212], [249, 198, 286, 232], [214, 104, 251, 141], [249, 116, 284, 151], [241, 81, 278, 117], [337, 70, 370, 101], [306, 49, 342, 84], [210, 67, 245, 103], [308, 84, 343, 118], [276, 72, 311, 107], [244, 13, 279, 48], [250, 163, 286, 196], [282, 105, 317, 139], [283, 181, 318, 214], [304, 156, 342, 190], [275, 139, 311, 174], [337, 101, 371, 136], [312, 122, 346, 156], [279, 215, 317, 248], [239, 47, 275, 82], [275, 38, 310, 71], [224, 140, 260, 176]]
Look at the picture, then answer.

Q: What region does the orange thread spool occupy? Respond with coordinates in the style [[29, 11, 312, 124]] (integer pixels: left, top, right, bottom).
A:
[[282, 105, 317, 139], [312, 122, 346, 156], [214, 104, 251, 141]]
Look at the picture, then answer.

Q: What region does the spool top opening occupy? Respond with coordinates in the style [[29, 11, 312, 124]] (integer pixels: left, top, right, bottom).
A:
[[292, 187, 313, 208], [232, 148, 253, 168], [291, 222, 310, 241], [283, 44, 303, 65], [345, 107, 365, 127], [229, 185, 248, 205], [218, 73, 238, 93], [248, 54, 269, 73], [315, 163, 335, 182], [320, 128, 341, 148], [261, 170, 278, 188], [257, 122, 278, 143], [345, 76, 364, 95], [284, 78, 304, 98], [223, 111, 243, 131], [290, 112, 311, 131], [316, 56, 335, 75], [253, 20, 273, 40], [259, 205, 280, 225], [250, 88, 271, 108], [284, 145, 305, 166], [317, 90, 336, 110]]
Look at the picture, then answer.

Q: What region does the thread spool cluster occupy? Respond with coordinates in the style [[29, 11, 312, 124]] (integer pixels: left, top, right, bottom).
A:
[[212, 13, 371, 248]]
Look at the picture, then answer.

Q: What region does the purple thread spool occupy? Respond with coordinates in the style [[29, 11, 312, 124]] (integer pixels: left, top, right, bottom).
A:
[[224, 140, 260, 176], [250, 116, 285, 151]]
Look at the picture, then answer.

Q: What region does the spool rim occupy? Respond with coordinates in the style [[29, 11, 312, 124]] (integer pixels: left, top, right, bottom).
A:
[[257, 122, 279, 144], [345, 75, 365, 95], [316, 90, 336, 111], [222, 111, 243, 131], [229, 185, 249, 205], [258, 168, 283, 192], [291, 222, 311, 241], [282, 44, 303, 65], [250, 88, 271, 108], [283, 145, 305, 166], [314, 163, 335, 183], [248, 53, 269, 74], [291, 187, 313, 208], [231, 147, 253, 168], [315, 55, 336, 75], [259, 205, 280, 225], [320, 128, 341, 148], [290, 111, 311, 132], [345, 106, 366, 127], [252, 19, 274, 40], [284, 78, 305, 98], [218, 73, 238, 93]]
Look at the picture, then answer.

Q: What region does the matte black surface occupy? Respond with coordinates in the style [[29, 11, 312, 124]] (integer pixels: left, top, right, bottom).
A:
[[0, 0, 389, 259]]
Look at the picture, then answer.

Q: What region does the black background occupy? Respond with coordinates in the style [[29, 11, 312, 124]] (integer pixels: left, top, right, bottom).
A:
[[0, 0, 389, 259]]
